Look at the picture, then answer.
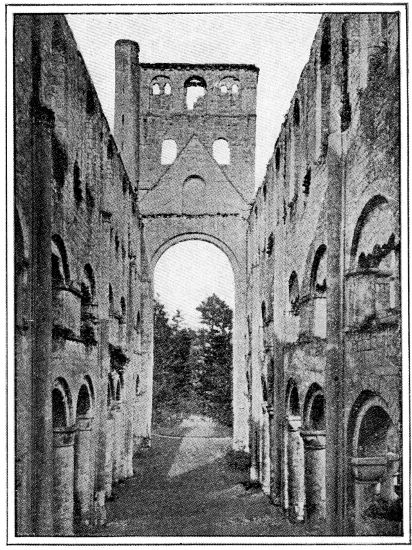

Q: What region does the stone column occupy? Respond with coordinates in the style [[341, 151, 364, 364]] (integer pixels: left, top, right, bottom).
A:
[[287, 416, 305, 522], [381, 452, 399, 502], [302, 430, 326, 520], [119, 401, 127, 480], [112, 403, 122, 483], [124, 403, 134, 478], [104, 409, 114, 498], [261, 405, 271, 495], [53, 427, 75, 535], [282, 423, 289, 512], [74, 417, 93, 527]]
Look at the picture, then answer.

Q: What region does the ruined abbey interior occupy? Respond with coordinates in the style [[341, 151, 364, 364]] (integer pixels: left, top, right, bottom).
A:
[[14, 12, 402, 538]]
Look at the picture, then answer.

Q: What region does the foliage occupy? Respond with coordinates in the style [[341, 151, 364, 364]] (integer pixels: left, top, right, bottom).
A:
[[152, 294, 233, 427]]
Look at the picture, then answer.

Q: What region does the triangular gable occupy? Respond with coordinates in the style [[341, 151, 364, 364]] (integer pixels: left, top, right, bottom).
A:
[[139, 135, 248, 215]]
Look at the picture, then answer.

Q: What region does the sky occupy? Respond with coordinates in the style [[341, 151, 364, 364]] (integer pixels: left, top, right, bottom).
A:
[[66, 11, 321, 327]]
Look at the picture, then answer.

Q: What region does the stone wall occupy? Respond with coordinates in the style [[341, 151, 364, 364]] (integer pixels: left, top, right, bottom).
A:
[[246, 12, 401, 535], [14, 14, 143, 535]]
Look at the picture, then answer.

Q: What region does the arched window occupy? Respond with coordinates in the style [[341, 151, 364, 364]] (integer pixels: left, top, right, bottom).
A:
[[311, 245, 327, 337], [52, 388, 67, 428], [182, 175, 206, 214], [213, 139, 230, 165], [348, 196, 399, 326], [76, 384, 91, 418], [289, 271, 300, 316], [81, 265, 97, 345], [161, 139, 177, 165], [219, 76, 240, 97], [266, 232, 274, 256], [51, 235, 70, 286], [151, 76, 171, 97], [52, 378, 72, 428], [287, 381, 300, 417], [261, 301, 266, 325], [120, 297, 126, 321], [185, 76, 206, 110], [108, 284, 113, 315], [107, 137, 114, 159]]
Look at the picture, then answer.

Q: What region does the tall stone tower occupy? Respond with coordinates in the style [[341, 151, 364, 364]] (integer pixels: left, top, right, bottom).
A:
[[114, 58, 259, 449]]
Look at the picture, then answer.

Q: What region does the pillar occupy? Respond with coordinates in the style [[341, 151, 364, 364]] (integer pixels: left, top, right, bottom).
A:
[[287, 417, 305, 522], [302, 430, 326, 521], [112, 403, 122, 483], [31, 102, 55, 535], [381, 452, 399, 502], [261, 405, 271, 495], [53, 427, 75, 535], [74, 417, 93, 527], [124, 405, 134, 478], [104, 409, 114, 497]]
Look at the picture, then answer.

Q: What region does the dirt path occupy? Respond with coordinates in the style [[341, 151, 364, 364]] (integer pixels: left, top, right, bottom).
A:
[[94, 416, 319, 537]]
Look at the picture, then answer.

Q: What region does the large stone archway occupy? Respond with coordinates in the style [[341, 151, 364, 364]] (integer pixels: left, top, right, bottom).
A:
[[136, 221, 249, 451]]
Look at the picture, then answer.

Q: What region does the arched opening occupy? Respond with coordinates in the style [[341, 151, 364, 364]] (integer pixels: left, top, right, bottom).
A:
[[348, 394, 401, 535], [52, 379, 75, 535], [348, 196, 399, 327], [73, 381, 94, 528], [185, 76, 207, 110], [311, 245, 327, 337], [81, 264, 97, 345], [284, 381, 304, 521], [302, 384, 326, 520], [152, 239, 235, 443], [213, 139, 230, 165], [289, 271, 300, 316], [182, 175, 206, 214]]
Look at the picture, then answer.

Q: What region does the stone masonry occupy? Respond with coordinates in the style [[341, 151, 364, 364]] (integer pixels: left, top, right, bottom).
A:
[[14, 12, 401, 537]]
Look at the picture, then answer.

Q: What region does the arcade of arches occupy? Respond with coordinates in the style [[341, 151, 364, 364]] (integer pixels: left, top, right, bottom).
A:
[[14, 12, 402, 538]]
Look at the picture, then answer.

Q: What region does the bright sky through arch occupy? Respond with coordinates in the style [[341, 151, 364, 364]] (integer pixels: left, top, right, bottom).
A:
[[154, 241, 234, 329]]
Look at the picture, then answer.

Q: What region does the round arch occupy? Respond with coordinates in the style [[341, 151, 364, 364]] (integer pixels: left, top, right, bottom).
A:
[[52, 377, 73, 428], [150, 232, 240, 280], [348, 392, 396, 458], [303, 383, 325, 430], [286, 379, 301, 417]]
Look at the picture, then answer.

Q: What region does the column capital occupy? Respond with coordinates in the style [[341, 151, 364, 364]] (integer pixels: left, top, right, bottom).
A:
[[301, 430, 326, 449], [350, 456, 387, 482], [287, 415, 301, 432], [53, 426, 76, 447], [76, 416, 93, 431]]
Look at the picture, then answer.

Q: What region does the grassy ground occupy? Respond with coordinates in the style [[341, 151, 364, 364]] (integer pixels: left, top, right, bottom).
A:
[[92, 415, 321, 538]]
